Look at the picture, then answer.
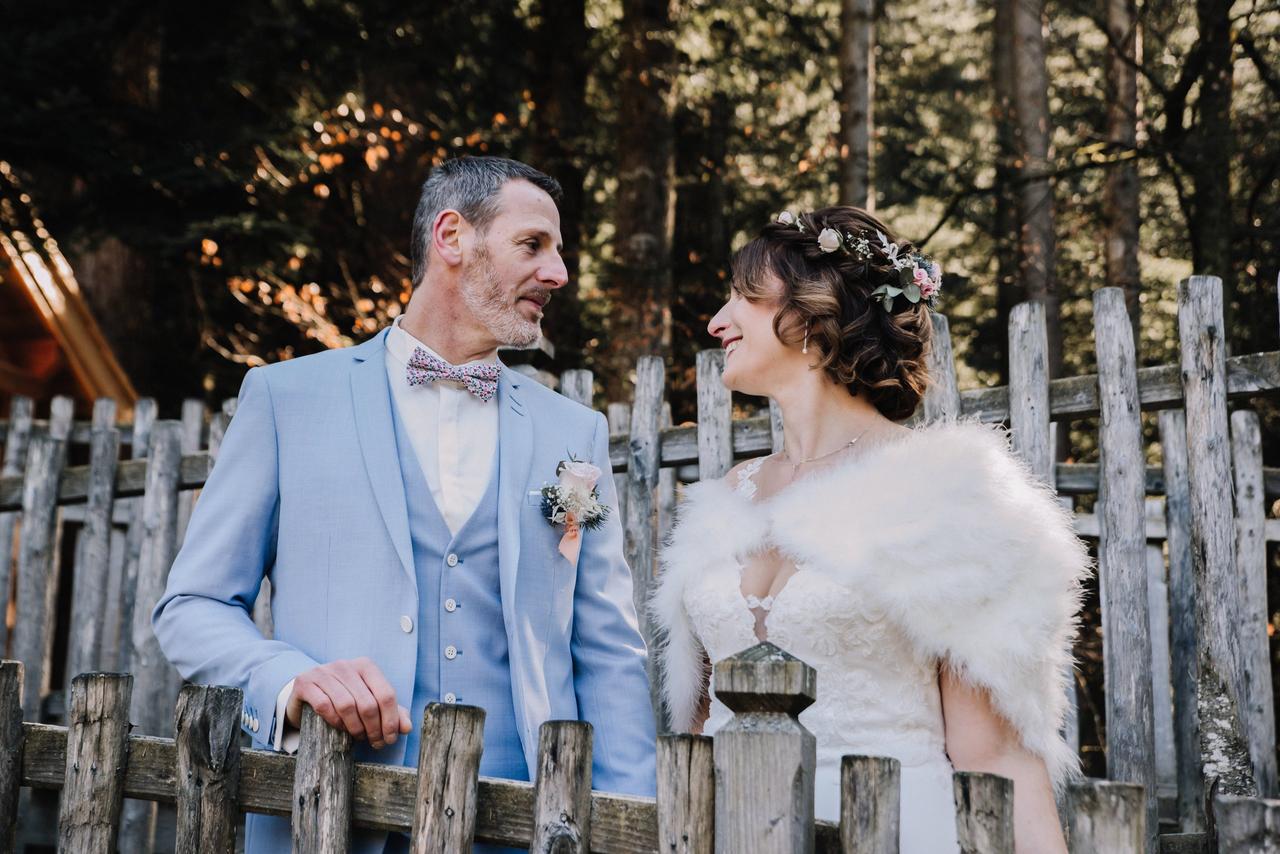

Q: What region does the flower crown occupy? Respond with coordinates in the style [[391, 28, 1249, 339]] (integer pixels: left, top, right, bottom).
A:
[[774, 211, 942, 311]]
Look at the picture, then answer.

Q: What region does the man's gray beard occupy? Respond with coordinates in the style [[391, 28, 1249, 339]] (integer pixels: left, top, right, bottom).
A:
[[460, 249, 542, 348]]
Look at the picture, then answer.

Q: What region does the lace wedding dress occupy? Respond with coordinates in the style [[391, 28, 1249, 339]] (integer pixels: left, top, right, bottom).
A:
[[686, 455, 960, 852]]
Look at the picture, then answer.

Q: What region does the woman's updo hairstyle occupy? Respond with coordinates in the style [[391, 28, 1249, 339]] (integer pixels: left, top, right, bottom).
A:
[[730, 206, 933, 421]]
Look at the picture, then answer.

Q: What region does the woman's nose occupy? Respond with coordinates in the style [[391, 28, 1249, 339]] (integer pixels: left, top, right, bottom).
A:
[[708, 303, 731, 339]]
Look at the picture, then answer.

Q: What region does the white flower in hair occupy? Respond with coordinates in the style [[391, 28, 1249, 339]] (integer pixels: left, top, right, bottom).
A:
[[776, 211, 796, 225], [817, 228, 843, 253]]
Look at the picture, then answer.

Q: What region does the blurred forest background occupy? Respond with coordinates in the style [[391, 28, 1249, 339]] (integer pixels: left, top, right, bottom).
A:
[[2, 0, 1277, 416], [2, 0, 1279, 781]]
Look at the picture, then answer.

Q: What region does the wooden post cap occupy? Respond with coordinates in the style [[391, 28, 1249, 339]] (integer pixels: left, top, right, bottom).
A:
[[712, 642, 816, 716]]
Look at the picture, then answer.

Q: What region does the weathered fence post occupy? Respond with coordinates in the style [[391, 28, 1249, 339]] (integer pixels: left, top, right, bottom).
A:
[[768, 399, 785, 454], [409, 703, 486, 854], [840, 755, 900, 854], [0, 396, 34, 648], [627, 356, 665, 722], [66, 416, 121, 681], [174, 684, 242, 854], [1093, 286, 1158, 848], [0, 661, 24, 849], [559, 369, 593, 408], [176, 398, 207, 544], [952, 772, 1013, 854], [1159, 407, 1205, 831], [712, 642, 816, 854], [1177, 274, 1255, 796], [121, 419, 185, 853], [12, 425, 70, 721], [292, 706, 355, 853], [120, 396, 158, 646], [920, 313, 960, 422], [1146, 497, 1178, 800], [128, 419, 185, 732], [1213, 794, 1280, 852], [658, 402, 678, 545], [58, 672, 133, 852], [1008, 301, 1052, 481], [1066, 780, 1146, 853], [607, 401, 631, 523], [118, 396, 158, 671], [696, 350, 733, 482], [531, 720, 594, 854], [657, 734, 714, 854], [1008, 300, 1079, 759], [1230, 409, 1276, 797]]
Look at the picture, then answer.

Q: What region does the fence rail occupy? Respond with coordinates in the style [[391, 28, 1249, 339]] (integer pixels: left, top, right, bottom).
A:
[[8, 652, 1276, 853], [2, 275, 1279, 851]]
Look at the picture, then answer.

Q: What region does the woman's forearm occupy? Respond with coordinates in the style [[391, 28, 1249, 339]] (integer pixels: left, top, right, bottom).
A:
[[953, 751, 1066, 854]]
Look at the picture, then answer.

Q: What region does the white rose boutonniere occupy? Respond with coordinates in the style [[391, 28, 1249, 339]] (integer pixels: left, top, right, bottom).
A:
[[541, 457, 610, 565]]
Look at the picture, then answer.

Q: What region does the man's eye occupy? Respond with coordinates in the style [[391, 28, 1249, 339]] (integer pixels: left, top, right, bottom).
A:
[[524, 239, 540, 251]]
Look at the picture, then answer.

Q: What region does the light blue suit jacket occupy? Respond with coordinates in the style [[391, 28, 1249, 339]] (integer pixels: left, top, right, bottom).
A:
[[153, 330, 657, 802]]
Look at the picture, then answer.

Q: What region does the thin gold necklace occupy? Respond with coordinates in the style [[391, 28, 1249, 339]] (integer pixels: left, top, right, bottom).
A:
[[777, 426, 873, 480]]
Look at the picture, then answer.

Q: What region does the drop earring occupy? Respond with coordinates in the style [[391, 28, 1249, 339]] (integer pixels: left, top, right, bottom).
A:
[[802, 324, 810, 354]]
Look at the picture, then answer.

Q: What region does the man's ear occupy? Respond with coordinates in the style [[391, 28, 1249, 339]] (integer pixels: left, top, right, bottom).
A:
[[432, 210, 466, 267]]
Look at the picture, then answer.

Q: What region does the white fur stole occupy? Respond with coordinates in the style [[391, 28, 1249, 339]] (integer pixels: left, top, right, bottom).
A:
[[650, 420, 1091, 788]]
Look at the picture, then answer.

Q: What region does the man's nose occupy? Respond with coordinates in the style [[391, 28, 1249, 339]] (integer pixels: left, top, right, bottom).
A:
[[540, 252, 569, 289]]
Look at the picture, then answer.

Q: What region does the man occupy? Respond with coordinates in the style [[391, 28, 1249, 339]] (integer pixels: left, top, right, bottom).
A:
[[153, 156, 657, 852]]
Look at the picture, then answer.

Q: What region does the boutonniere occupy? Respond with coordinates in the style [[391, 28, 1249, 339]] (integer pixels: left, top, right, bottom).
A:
[[541, 457, 610, 565]]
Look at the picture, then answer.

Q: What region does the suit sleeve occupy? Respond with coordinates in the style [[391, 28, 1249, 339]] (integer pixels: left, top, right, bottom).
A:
[[569, 412, 657, 796], [151, 368, 319, 749]]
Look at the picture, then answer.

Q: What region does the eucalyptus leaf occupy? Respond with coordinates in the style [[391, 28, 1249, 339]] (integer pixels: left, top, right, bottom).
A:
[[905, 283, 921, 302]]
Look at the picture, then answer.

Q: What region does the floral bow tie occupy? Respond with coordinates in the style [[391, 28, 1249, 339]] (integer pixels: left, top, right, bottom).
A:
[[405, 347, 501, 403]]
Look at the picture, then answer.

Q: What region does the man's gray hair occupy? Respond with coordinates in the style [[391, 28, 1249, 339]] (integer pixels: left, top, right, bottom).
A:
[[410, 156, 562, 286]]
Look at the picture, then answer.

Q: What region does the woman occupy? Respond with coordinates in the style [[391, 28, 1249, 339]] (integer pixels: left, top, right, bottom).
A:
[[651, 207, 1088, 853]]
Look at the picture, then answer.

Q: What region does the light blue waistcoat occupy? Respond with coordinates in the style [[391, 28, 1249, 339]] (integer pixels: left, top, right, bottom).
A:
[[383, 397, 526, 854]]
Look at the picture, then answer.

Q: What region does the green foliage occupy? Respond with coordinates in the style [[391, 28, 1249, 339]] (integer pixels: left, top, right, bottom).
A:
[[0, 0, 1276, 415]]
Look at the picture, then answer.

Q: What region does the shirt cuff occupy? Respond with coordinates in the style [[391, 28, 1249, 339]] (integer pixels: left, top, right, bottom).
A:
[[273, 679, 301, 753]]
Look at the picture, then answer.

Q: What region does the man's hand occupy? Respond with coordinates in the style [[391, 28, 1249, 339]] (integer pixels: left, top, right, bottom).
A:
[[286, 658, 412, 749]]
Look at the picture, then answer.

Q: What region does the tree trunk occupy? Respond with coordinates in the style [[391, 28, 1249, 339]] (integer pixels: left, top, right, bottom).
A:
[[1187, 0, 1234, 300], [1011, 0, 1063, 376], [1105, 0, 1142, 346], [992, 0, 1019, 383], [607, 0, 676, 399], [529, 0, 589, 365], [838, 0, 875, 209]]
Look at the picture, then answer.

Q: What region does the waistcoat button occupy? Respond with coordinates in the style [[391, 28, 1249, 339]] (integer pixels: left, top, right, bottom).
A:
[[444, 645, 458, 660], [446, 553, 459, 567], [444, 598, 457, 612], [400, 615, 413, 633]]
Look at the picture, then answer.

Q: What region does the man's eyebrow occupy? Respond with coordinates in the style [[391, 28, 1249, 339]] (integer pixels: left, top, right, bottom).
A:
[[515, 228, 564, 253]]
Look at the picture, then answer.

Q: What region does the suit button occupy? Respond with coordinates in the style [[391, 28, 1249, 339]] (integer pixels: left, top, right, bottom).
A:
[[444, 645, 458, 660], [443, 692, 457, 704], [446, 553, 459, 567], [400, 615, 414, 633], [444, 598, 457, 612]]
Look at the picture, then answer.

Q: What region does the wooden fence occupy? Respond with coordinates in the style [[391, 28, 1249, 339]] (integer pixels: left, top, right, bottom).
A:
[[2, 275, 1280, 851], [5, 648, 1279, 854]]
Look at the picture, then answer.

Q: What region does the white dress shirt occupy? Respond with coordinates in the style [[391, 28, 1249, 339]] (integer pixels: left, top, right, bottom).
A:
[[272, 319, 500, 750]]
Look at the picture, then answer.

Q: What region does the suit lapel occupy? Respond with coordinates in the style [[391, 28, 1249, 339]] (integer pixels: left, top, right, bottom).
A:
[[349, 331, 415, 584], [496, 366, 533, 630]]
